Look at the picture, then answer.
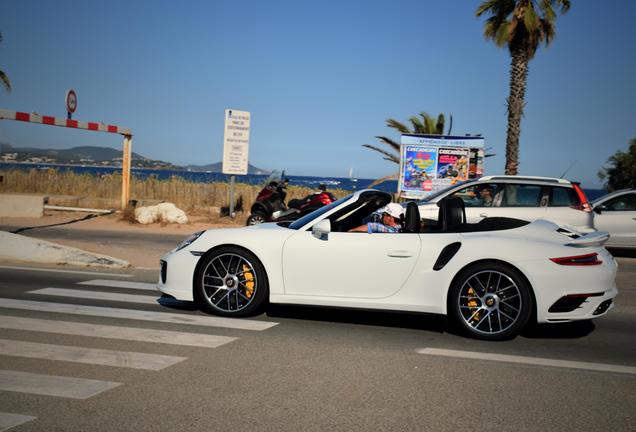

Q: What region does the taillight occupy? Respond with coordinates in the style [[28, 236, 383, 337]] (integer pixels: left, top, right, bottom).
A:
[[572, 183, 592, 213], [550, 253, 602, 266]]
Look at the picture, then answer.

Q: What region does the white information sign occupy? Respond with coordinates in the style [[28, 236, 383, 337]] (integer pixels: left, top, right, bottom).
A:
[[222, 109, 251, 175]]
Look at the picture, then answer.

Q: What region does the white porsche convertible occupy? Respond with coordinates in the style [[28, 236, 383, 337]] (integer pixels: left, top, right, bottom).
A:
[[158, 190, 618, 340]]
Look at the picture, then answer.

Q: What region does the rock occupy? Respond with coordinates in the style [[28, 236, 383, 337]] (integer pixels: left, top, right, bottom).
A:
[[134, 202, 189, 224]]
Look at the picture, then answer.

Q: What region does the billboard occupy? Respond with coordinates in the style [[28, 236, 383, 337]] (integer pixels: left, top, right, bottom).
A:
[[398, 134, 485, 199]]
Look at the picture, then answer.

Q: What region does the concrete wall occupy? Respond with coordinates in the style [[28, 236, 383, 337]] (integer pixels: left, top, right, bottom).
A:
[[0, 193, 47, 217]]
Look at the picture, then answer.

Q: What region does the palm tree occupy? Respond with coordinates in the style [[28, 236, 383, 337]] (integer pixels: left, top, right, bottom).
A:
[[363, 112, 452, 185], [476, 0, 570, 175], [0, 32, 11, 92]]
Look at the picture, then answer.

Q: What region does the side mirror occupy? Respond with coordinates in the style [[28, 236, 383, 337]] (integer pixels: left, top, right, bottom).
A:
[[593, 205, 606, 215], [312, 219, 331, 240]]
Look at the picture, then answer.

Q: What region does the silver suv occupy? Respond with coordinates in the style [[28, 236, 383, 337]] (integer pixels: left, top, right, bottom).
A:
[[416, 175, 595, 233]]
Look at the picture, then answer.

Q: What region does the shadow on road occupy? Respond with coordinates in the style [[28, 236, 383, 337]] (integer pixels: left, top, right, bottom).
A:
[[521, 320, 596, 339], [266, 304, 447, 334]]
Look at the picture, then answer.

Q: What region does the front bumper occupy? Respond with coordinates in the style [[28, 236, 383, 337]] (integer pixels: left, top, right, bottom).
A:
[[156, 248, 201, 302]]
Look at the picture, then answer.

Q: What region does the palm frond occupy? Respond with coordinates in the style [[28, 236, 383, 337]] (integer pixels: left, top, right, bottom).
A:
[[0, 71, 11, 92], [435, 114, 445, 135], [362, 144, 399, 164], [374, 135, 401, 152], [409, 116, 425, 134], [447, 114, 453, 135], [385, 118, 410, 134]]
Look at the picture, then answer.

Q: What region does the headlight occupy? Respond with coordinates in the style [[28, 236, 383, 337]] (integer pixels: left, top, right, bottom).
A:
[[175, 231, 205, 251]]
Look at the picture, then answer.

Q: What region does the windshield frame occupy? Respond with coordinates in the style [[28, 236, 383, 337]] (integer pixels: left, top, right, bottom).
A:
[[287, 194, 353, 230]]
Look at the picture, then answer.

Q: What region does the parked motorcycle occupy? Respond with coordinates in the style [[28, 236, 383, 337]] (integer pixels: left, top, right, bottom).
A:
[[246, 173, 336, 225]]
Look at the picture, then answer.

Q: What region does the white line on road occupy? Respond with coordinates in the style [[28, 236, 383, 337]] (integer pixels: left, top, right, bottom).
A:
[[417, 348, 636, 375], [0, 265, 132, 278], [0, 315, 237, 348], [0, 412, 36, 431], [0, 339, 186, 370], [0, 370, 121, 399], [30, 288, 163, 305], [0, 298, 278, 331], [77, 279, 157, 291]]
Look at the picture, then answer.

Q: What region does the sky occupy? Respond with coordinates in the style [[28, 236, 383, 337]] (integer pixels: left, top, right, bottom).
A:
[[1, 0, 634, 188]]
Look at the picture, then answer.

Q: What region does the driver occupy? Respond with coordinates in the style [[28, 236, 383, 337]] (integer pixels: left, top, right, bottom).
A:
[[349, 203, 405, 233]]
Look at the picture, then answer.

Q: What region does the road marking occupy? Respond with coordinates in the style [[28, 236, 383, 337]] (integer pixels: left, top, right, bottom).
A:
[[0, 339, 186, 370], [0, 370, 121, 399], [30, 288, 163, 305], [0, 316, 236, 348], [0, 412, 36, 431], [416, 348, 636, 375], [0, 265, 132, 278], [0, 298, 278, 331], [77, 279, 157, 291]]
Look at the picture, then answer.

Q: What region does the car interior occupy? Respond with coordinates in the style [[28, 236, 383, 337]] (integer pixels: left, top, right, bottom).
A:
[[323, 191, 529, 234]]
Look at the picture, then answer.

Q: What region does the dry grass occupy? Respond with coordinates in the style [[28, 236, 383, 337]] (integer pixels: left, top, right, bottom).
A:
[[0, 168, 349, 221]]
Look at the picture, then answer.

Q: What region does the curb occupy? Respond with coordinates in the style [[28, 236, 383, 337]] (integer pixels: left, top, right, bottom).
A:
[[0, 231, 130, 268]]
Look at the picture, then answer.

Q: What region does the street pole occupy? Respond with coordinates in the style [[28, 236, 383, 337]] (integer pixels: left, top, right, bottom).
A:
[[121, 134, 132, 209], [229, 175, 235, 218]]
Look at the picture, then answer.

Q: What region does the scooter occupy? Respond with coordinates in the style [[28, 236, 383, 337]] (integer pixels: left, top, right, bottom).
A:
[[246, 175, 336, 225]]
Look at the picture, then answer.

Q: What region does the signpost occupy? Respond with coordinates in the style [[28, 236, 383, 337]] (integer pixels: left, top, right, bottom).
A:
[[222, 109, 251, 217]]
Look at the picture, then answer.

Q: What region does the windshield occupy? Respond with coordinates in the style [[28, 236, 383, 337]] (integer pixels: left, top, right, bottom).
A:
[[263, 170, 282, 185], [287, 194, 352, 230]]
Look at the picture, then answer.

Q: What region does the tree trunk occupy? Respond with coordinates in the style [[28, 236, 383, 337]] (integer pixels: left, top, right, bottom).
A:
[[505, 47, 529, 175]]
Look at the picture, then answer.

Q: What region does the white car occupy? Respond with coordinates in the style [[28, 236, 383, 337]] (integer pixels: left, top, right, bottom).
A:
[[417, 175, 595, 233], [592, 189, 636, 249], [158, 189, 617, 340]]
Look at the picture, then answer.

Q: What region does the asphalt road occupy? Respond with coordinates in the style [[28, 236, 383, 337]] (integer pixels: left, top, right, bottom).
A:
[[0, 262, 635, 431]]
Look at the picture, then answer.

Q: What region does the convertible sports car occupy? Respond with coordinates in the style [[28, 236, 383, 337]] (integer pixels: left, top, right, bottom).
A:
[[158, 190, 618, 340]]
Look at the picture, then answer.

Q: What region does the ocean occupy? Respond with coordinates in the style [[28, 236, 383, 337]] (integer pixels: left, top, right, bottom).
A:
[[0, 162, 607, 200]]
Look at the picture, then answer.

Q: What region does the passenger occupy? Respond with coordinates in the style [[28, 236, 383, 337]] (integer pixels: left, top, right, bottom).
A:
[[477, 186, 494, 206], [349, 203, 405, 233]]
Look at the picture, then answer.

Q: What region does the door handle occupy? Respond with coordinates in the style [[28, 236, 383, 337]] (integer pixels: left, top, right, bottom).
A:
[[479, 213, 488, 218], [388, 250, 413, 258]]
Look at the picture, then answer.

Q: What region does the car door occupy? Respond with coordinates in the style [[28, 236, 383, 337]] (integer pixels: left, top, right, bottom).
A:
[[594, 192, 636, 247], [282, 229, 421, 299]]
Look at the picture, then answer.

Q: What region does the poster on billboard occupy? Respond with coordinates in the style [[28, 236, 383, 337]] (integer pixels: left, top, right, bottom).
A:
[[398, 134, 485, 199]]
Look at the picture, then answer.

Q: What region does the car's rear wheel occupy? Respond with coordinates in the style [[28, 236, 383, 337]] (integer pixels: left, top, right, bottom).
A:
[[246, 212, 267, 226], [196, 246, 268, 317], [449, 262, 531, 340]]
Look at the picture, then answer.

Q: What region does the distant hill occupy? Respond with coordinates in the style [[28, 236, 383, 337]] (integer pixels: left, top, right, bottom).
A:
[[186, 162, 270, 175], [1, 143, 269, 173], [0, 143, 149, 162]]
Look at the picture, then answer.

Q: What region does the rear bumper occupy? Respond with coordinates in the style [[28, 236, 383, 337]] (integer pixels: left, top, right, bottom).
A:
[[541, 286, 618, 323]]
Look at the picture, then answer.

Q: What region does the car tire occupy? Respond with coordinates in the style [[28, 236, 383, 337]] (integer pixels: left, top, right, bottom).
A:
[[196, 246, 268, 317], [246, 212, 267, 226], [449, 262, 532, 341]]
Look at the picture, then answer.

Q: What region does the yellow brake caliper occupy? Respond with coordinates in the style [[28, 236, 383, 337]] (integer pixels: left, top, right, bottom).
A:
[[243, 264, 254, 298], [467, 287, 480, 321]]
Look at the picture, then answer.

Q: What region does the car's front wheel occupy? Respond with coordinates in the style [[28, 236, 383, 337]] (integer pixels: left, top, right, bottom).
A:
[[449, 262, 532, 340], [196, 246, 268, 317]]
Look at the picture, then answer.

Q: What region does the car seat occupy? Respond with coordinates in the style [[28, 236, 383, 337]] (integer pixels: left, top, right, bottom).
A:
[[403, 202, 421, 233], [437, 197, 466, 232]]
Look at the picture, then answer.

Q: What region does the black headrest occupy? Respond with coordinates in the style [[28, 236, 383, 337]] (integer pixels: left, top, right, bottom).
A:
[[403, 202, 421, 233], [437, 197, 466, 231]]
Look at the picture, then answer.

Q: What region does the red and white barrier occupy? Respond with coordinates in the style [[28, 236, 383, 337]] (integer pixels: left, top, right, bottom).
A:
[[0, 109, 131, 136]]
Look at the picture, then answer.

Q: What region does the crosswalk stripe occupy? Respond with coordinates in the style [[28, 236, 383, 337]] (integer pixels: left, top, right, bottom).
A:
[[29, 288, 163, 305], [0, 315, 236, 348], [0, 265, 132, 278], [0, 298, 278, 331], [77, 279, 157, 291], [0, 339, 186, 370], [0, 412, 36, 431], [416, 348, 636, 375], [0, 370, 121, 399]]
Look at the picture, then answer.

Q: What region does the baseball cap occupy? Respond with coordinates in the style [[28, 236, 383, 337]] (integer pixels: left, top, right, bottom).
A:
[[380, 203, 405, 218]]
